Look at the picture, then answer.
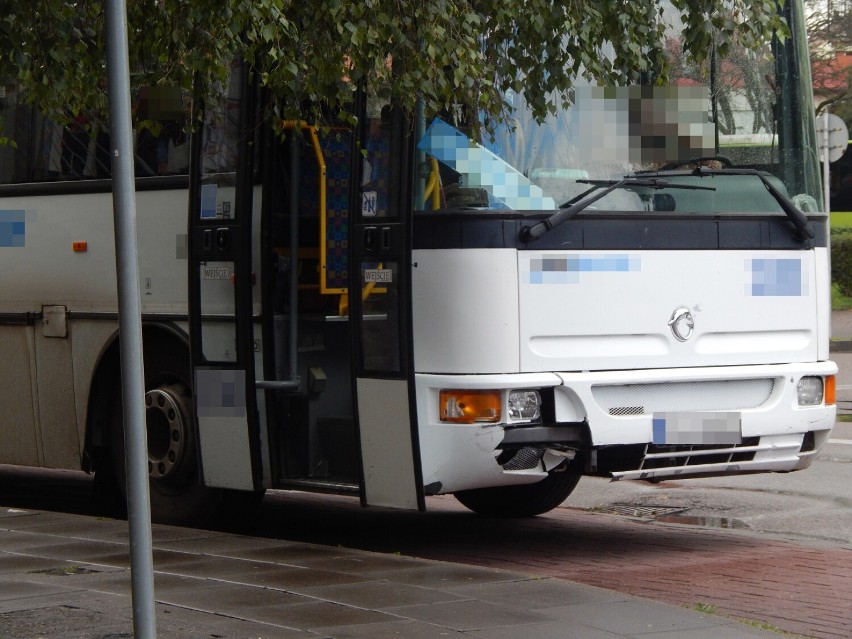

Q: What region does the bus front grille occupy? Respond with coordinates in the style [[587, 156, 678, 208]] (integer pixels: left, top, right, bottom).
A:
[[640, 438, 760, 470], [593, 378, 775, 416]]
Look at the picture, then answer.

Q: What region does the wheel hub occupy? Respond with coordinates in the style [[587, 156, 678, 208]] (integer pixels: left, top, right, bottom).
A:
[[145, 386, 188, 480]]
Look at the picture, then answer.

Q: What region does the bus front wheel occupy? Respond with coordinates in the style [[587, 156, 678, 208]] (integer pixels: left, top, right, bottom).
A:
[[453, 458, 582, 518]]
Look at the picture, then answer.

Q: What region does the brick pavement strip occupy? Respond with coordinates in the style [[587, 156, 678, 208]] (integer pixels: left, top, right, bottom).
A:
[[406, 497, 852, 639]]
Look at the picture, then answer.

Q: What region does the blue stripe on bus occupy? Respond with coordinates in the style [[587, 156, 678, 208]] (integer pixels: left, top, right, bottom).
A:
[[0, 210, 25, 247]]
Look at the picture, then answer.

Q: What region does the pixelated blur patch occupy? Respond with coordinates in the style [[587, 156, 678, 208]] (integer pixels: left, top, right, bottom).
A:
[[652, 412, 742, 445], [0, 210, 25, 247], [574, 85, 714, 165], [527, 253, 640, 284], [195, 368, 247, 418], [748, 258, 805, 297], [137, 86, 183, 120], [200, 183, 217, 219], [417, 117, 556, 210]]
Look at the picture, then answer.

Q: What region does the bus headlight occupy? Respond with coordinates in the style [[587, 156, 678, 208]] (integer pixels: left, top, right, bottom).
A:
[[797, 376, 824, 406], [508, 389, 541, 421], [440, 390, 501, 423]]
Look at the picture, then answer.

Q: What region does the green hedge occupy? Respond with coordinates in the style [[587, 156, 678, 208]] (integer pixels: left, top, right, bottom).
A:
[[832, 228, 852, 296]]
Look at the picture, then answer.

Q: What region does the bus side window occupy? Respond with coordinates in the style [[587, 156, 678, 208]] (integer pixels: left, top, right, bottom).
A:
[[0, 99, 111, 184], [135, 87, 190, 176], [60, 114, 90, 178]]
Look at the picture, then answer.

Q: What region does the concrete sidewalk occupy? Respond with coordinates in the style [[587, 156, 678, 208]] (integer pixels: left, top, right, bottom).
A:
[[0, 506, 783, 639]]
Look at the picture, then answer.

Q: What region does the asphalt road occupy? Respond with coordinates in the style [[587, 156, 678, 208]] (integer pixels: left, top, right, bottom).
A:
[[563, 427, 852, 545], [563, 349, 852, 545]]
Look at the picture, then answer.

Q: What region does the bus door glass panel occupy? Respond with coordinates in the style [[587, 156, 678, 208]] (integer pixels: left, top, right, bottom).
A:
[[197, 172, 238, 363], [351, 98, 423, 510], [188, 60, 259, 492], [198, 259, 237, 362], [359, 260, 400, 373], [357, 104, 404, 375]]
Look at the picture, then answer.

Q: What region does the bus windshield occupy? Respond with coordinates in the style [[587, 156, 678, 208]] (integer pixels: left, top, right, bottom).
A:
[[417, 0, 822, 215]]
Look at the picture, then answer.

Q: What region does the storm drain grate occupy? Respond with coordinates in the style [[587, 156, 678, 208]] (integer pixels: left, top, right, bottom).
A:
[[31, 565, 101, 577], [594, 504, 689, 518]]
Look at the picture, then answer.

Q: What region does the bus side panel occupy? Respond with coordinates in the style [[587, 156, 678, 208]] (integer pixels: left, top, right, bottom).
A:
[[0, 190, 187, 315], [35, 316, 80, 468], [136, 189, 190, 314], [0, 325, 40, 466], [0, 195, 117, 312]]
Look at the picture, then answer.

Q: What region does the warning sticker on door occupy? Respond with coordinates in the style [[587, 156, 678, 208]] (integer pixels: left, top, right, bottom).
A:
[[362, 191, 378, 217], [364, 268, 392, 283], [203, 266, 232, 280]]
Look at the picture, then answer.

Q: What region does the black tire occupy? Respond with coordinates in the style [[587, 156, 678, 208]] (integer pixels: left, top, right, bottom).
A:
[[454, 458, 583, 518], [102, 337, 261, 526]]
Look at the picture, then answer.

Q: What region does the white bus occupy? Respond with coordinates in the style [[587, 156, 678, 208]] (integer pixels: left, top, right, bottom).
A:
[[0, 1, 836, 522]]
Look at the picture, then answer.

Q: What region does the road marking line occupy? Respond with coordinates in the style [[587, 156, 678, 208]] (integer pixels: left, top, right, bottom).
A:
[[828, 439, 852, 445]]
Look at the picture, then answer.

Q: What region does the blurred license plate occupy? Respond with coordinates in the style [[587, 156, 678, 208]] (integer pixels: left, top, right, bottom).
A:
[[652, 412, 742, 445]]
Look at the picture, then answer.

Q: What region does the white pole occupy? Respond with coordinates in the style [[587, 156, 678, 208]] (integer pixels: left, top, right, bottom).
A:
[[823, 109, 832, 213]]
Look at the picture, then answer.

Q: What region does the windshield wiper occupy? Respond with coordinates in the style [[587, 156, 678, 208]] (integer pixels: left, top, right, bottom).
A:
[[519, 177, 715, 242]]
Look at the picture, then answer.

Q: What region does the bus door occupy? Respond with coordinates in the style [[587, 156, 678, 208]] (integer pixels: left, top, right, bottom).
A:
[[349, 98, 425, 510], [187, 62, 262, 492]]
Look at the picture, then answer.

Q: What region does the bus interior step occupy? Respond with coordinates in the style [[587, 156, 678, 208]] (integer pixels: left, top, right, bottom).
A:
[[317, 417, 359, 480]]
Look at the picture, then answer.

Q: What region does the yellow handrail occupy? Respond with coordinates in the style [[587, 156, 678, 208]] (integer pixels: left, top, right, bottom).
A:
[[281, 121, 335, 294], [281, 120, 390, 317], [424, 156, 441, 209]]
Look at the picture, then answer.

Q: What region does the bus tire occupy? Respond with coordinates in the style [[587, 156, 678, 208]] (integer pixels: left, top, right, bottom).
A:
[[453, 458, 582, 518], [103, 338, 260, 526]]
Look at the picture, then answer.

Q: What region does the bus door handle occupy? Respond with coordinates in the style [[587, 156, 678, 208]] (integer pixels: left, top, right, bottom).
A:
[[364, 226, 378, 253], [216, 228, 230, 252]]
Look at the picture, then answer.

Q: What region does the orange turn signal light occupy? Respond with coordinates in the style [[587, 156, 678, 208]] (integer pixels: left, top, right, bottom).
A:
[[439, 389, 501, 423], [825, 375, 836, 406], [72, 241, 88, 253]]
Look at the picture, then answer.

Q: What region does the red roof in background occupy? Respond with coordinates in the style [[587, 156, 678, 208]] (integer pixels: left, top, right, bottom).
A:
[[812, 51, 852, 91]]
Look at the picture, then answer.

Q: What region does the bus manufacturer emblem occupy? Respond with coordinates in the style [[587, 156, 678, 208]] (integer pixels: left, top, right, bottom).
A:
[[668, 307, 694, 342]]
